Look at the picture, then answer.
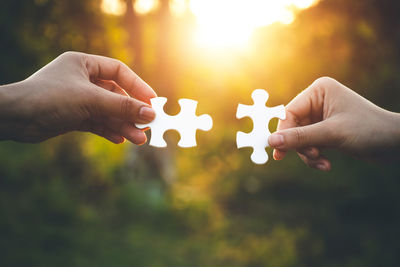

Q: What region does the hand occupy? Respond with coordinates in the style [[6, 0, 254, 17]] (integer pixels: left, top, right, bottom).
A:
[[0, 51, 156, 144], [268, 77, 400, 171]]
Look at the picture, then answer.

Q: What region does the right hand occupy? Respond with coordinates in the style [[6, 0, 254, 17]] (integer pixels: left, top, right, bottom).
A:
[[268, 77, 400, 171]]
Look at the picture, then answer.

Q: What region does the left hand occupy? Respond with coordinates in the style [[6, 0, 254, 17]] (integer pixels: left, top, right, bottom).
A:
[[0, 51, 157, 144]]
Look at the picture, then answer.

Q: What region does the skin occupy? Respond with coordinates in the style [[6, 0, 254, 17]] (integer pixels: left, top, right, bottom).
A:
[[1, 55, 398, 169], [268, 77, 400, 171], [0, 51, 157, 144]]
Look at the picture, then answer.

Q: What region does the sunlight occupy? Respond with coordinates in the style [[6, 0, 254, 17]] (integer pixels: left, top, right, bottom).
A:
[[190, 0, 320, 48], [134, 0, 159, 14], [100, 0, 319, 48], [101, 0, 126, 16], [170, 0, 188, 16]]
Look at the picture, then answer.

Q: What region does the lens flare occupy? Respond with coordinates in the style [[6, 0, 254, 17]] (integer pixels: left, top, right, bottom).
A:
[[100, 0, 319, 48], [170, 0, 188, 16], [190, 0, 319, 48], [134, 0, 159, 14], [101, 0, 126, 16]]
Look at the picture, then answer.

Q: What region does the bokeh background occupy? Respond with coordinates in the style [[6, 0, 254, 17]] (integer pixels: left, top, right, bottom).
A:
[[1, 0, 400, 266]]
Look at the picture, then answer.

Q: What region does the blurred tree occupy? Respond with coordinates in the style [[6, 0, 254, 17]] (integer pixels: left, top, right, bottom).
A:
[[124, 0, 143, 69], [156, 0, 175, 98], [1, 0, 400, 266]]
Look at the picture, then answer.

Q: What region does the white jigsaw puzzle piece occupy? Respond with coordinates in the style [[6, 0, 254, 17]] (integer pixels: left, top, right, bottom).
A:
[[236, 89, 286, 164], [136, 97, 213, 148]]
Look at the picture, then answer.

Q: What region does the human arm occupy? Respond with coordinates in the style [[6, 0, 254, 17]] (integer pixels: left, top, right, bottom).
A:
[[0, 51, 156, 144], [268, 77, 400, 171]]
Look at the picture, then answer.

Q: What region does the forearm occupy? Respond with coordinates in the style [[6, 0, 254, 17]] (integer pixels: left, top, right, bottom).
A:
[[0, 81, 31, 141], [383, 110, 400, 156]]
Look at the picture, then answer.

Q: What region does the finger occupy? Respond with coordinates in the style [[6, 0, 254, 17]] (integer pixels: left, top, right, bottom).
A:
[[119, 124, 147, 145], [273, 149, 286, 161], [271, 111, 299, 161], [276, 106, 301, 132], [272, 79, 330, 159], [273, 109, 302, 160], [272, 147, 320, 161], [275, 79, 326, 135], [85, 54, 157, 103], [297, 147, 320, 160], [297, 153, 331, 172], [94, 79, 128, 96], [105, 117, 147, 145], [268, 120, 339, 151], [89, 123, 125, 144], [94, 86, 156, 124], [285, 79, 326, 124]]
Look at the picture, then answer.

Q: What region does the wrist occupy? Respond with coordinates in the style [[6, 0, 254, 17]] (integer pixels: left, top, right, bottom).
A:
[[380, 110, 400, 159], [392, 112, 400, 146], [0, 81, 32, 141]]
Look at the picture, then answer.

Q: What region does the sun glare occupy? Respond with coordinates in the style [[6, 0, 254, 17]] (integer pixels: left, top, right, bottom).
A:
[[170, 0, 188, 16], [101, 0, 319, 48], [101, 0, 126, 16], [190, 0, 319, 48], [134, 0, 159, 14]]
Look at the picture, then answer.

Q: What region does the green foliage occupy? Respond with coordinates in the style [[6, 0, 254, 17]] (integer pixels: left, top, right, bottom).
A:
[[1, 0, 400, 266]]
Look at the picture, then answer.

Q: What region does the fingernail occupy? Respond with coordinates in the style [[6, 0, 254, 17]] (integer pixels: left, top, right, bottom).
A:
[[139, 106, 156, 122], [269, 134, 284, 147], [316, 163, 327, 171], [305, 147, 318, 159]]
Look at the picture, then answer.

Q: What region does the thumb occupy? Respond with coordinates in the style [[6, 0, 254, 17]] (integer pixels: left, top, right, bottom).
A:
[[95, 89, 155, 124], [268, 121, 338, 150]]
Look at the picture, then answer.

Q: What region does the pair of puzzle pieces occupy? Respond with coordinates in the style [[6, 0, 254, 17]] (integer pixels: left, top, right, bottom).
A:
[[136, 89, 286, 165]]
